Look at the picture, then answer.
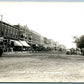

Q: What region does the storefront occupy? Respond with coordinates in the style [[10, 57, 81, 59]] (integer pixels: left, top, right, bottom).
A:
[[19, 40, 30, 51], [10, 40, 23, 51]]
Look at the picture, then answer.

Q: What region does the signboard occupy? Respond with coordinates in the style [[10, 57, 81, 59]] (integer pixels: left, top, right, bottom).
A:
[[0, 37, 4, 41]]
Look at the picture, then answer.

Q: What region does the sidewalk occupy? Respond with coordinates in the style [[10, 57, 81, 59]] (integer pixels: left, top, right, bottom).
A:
[[2, 51, 66, 57], [3, 51, 32, 56]]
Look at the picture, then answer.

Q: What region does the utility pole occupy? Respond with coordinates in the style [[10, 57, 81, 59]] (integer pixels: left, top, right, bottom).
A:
[[0, 14, 3, 36], [0, 14, 3, 33], [0, 15, 3, 21], [0, 14, 4, 53]]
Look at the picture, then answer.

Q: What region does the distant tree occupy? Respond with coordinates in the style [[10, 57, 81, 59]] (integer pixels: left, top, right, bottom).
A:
[[78, 35, 84, 48], [73, 36, 79, 48], [73, 35, 84, 49]]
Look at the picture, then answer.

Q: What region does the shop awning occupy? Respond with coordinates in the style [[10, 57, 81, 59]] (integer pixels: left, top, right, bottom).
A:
[[0, 37, 4, 41], [19, 40, 30, 47], [11, 40, 23, 46]]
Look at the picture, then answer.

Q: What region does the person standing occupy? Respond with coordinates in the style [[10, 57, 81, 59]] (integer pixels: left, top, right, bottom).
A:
[[0, 48, 3, 56]]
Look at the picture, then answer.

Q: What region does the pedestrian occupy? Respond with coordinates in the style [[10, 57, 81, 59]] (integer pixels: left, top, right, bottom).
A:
[[0, 48, 3, 56], [81, 48, 84, 55]]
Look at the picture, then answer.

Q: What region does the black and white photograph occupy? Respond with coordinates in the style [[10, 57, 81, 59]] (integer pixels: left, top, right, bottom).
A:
[[0, 1, 84, 82]]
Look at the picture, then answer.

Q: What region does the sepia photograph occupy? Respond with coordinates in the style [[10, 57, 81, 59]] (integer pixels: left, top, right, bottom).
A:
[[0, 0, 84, 82]]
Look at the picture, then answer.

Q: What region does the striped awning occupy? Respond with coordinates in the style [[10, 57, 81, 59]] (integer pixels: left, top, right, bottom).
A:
[[11, 40, 23, 46], [19, 40, 30, 47]]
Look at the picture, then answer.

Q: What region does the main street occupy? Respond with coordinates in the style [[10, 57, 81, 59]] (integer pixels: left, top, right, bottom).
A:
[[0, 52, 84, 82]]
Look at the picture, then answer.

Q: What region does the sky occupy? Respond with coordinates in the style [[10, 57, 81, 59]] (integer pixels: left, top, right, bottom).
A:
[[0, 2, 84, 49]]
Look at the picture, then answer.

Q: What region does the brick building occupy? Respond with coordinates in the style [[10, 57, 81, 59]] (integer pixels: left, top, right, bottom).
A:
[[0, 21, 20, 51]]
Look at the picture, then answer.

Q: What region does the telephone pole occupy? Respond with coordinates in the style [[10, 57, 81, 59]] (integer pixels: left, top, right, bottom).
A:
[[0, 15, 3, 21]]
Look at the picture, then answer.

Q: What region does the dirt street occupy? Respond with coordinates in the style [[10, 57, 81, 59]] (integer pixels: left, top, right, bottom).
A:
[[0, 52, 84, 82]]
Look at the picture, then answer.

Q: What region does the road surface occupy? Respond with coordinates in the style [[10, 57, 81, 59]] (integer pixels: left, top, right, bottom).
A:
[[0, 52, 84, 82]]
